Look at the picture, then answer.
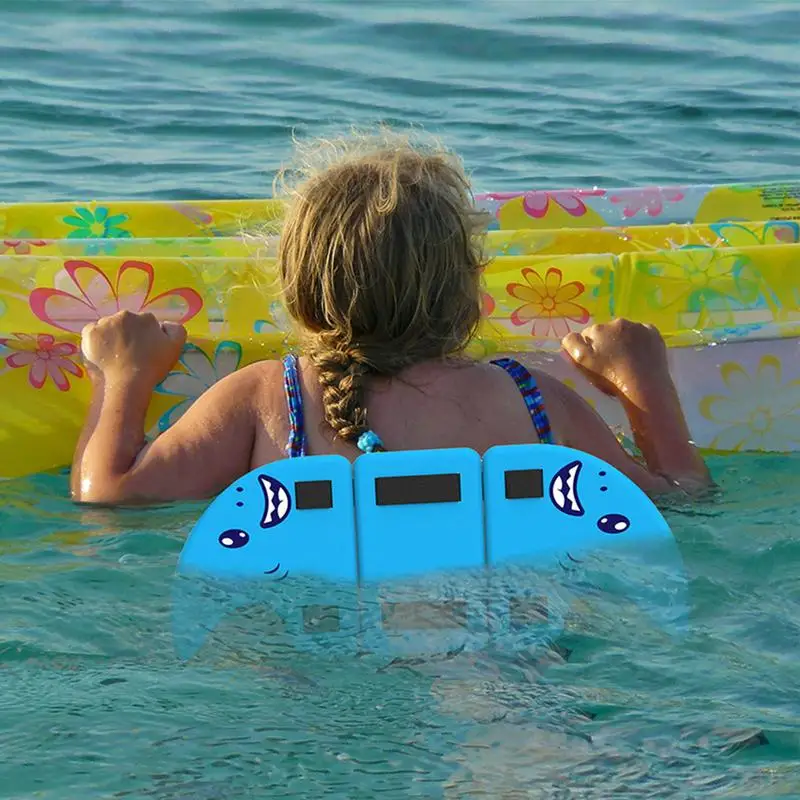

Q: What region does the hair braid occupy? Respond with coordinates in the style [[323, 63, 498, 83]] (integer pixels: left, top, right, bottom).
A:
[[307, 342, 385, 449]]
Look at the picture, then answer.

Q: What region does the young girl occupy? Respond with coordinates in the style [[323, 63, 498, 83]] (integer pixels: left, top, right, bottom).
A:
[[71, 137, 710, 505]]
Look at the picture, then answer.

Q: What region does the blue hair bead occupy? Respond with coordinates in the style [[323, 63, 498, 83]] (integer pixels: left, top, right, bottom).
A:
[[357, 430, 384, 454]]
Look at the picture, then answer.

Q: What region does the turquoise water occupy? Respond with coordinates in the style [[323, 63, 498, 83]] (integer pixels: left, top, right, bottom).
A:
[[2, 0, 800, 199], [2, 457, 800, 797], [2, 1, 800, 797]]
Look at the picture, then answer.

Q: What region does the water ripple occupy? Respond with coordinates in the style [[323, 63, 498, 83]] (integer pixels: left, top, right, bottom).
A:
[[1, 1, 800, 199]]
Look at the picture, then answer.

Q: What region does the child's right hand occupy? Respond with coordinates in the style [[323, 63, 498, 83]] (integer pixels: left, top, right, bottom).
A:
[[81, 310, 187, 388], [561, 319, 671, 399]]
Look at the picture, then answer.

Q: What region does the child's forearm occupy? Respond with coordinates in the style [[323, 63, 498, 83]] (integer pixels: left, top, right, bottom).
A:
[[619, 381, 711, 488], [71, 374, 152, 502]]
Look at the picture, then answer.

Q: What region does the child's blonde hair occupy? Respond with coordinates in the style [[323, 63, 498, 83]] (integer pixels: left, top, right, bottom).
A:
[[276, 130, 487, 447]]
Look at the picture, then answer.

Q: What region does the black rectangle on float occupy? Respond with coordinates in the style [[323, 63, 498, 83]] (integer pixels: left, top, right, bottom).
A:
[[374, 473, 462, 506], [504, 468, 544, 500], [381, 600, 469, 630], [295, 479, 334, 510]]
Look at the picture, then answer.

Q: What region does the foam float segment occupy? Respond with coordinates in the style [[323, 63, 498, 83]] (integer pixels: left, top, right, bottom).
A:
[[482, 443, 690, 642], [353, 448, 489, 658], [173, 454, 359, 660]]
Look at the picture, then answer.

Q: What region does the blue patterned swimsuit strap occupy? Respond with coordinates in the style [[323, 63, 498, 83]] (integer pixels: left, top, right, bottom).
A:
[[490, 357, 554, 444], [282, 353, 308, 457], [283, 354, 384, 456]]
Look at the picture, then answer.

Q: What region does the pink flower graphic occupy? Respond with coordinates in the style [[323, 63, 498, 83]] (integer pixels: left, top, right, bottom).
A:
[[609, 187, 685, 219], [169, 203, 214, 226], [507, 267, 590, 338], [481, 290, 496, 317], [0, 333, 83, 391], [29, 260, 203, 333], [521, 189, 606, 219], [485, 189, 606, 220], [2, 239, 48, 254]]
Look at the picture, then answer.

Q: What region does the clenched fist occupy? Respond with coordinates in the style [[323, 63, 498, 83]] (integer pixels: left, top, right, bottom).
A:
[[561, 319, 669, 398], [81, 310, 186, 387]]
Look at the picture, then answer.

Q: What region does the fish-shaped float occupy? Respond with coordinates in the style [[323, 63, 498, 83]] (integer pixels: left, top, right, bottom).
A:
[[172, 444, 689, 660]]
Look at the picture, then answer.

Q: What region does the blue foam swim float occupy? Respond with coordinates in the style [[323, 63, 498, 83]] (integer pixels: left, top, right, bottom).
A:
[[172, 444, 689, 660]]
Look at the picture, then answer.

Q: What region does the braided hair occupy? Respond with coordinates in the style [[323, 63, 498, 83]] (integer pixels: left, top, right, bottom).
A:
[[307, 341, 385, 450]]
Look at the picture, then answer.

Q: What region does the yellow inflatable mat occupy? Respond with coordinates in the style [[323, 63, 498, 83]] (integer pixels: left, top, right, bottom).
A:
[[1, 181, 799, 478], [2, 219, 798, 261]]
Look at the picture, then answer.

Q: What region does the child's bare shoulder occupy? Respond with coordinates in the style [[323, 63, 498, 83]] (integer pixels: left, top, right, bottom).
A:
[[201, 358, 285, 413], [237, 358, 285, 382]]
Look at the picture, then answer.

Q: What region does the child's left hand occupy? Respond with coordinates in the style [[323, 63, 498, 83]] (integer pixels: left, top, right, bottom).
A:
[[81, 310, 186, 387]]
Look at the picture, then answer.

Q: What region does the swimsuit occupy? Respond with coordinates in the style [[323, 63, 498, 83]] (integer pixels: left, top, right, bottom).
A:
[[281, 354, 553, 457]]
